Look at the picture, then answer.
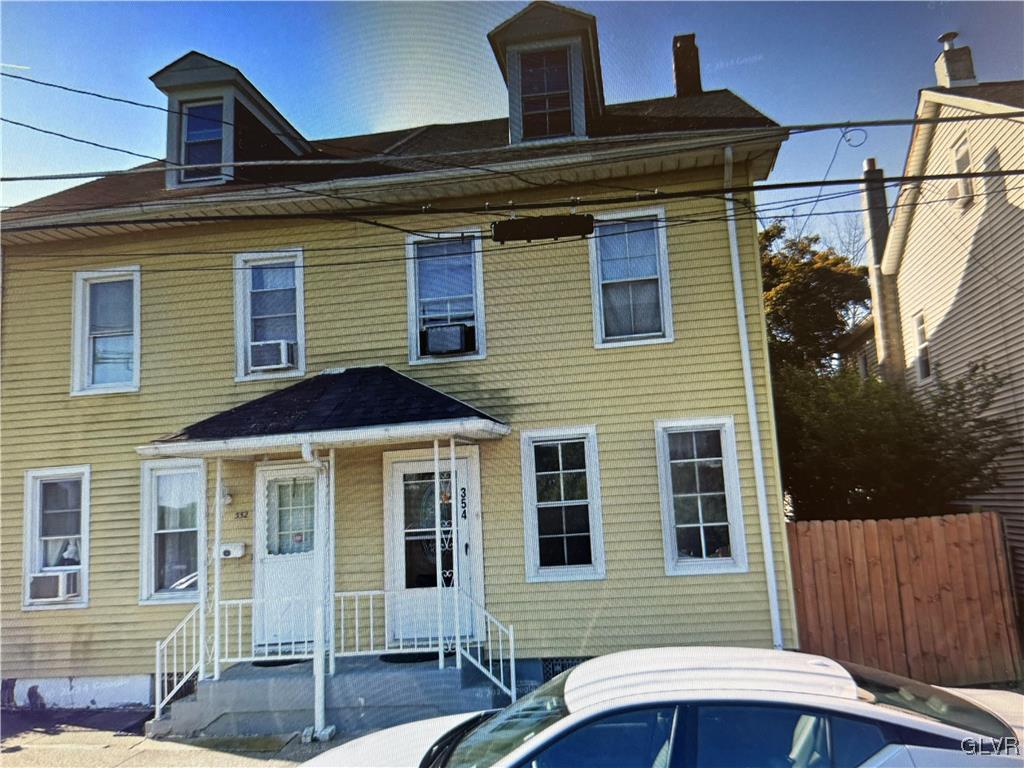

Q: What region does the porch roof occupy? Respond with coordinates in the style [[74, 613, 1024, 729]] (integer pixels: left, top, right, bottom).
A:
[[137, 366, 509, 458]]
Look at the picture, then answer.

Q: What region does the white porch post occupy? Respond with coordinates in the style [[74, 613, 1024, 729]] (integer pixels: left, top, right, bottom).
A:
[[328, 448, 337, 676], [213, 457, 223, 680], [450, 436, 461, 670], [198, 461, 209, 681], [433, 439, 444, 669]]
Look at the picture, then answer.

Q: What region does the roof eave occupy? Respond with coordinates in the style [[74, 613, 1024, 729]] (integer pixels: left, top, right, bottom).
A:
[[135, 417, 511, 459]]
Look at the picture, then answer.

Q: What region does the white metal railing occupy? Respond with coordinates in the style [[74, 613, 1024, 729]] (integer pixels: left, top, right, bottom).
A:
[[155, 605, 201, 718], [456, 590, 516, 701], [334, 590, 443, 655], [218, 597, 318, 662]]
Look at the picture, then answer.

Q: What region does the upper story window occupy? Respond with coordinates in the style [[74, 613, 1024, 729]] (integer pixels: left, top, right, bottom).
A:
[[508, 39, 586, 144], [656, 418, 748, 575], [914, 313, 932, 382], [72, 267, 141, 395], [23, 466, 90, 609], [520, 426, 605, 582], [520, 48, 572, 140], [140, 459, 204, 603], [952, 136, 974, 207], [406, 233, 486, 364], [234, 250, 305, 381], [589, 209, 674, 348], [181, 101, 224, 182]]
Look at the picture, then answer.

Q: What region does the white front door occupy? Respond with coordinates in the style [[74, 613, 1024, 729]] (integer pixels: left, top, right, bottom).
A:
[[384, 449, 484, 645], [253, 464, 319, 651]]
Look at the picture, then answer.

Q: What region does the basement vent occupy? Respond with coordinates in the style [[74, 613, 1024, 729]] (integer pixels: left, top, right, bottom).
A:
[[541, 656, 590, 682]]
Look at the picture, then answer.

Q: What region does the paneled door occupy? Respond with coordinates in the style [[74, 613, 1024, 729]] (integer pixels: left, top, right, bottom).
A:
[[253, 464, 319, 651], [384, 450, 484, 645]]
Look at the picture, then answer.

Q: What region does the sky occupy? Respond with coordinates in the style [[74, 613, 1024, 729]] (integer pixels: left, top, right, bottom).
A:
[[2, 1, 1022, 239]]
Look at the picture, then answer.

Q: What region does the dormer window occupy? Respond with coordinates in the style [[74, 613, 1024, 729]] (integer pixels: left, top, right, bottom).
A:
[[520, 48, 572, 139], [181, 101, 224, 182], [507, 38, 587, 144]]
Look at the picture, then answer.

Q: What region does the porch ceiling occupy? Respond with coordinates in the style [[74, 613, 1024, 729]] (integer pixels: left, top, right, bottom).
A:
[[136, 366, 509, 458]]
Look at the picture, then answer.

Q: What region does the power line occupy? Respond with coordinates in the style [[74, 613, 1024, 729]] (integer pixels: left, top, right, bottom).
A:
[[6, 180, 1015, 274], [5, 168, 1021, 236]]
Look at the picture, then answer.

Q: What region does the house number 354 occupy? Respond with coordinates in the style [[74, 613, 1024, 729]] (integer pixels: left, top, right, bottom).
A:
[[460, 487, 467, 520]]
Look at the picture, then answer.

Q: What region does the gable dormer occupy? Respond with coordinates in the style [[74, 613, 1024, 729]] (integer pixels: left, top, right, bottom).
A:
[[488, 1, 605, 144], [150, 51, 311, 190]]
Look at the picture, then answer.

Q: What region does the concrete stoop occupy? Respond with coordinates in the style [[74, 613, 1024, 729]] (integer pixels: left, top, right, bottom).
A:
[[147, 655, 506, 740]]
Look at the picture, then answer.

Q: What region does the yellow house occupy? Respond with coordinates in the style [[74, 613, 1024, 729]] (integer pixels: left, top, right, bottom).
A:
[[1, 1, 797, 735]]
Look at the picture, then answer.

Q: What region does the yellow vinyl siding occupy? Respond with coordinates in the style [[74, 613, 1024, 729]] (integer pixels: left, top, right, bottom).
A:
[[1, 166, 796, 677]]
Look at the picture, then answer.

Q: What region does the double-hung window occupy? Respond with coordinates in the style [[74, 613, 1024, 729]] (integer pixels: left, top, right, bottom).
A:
[[914, 314, 932, 382], [140, 460, 204, 603], [521, 426, 605, 582], [656, 418, 747, 575], [407, 233, 485, 362], [23, 466, 90, 608], [520, 48, 573, 140], [72, 268, 140, 395], [589, 210, 673, 347], [234, 250, 305, 380], [181, 101, 224, 182]]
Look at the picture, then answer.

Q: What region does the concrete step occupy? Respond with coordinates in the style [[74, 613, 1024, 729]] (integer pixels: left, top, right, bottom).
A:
[[152, 654, 503, 738]]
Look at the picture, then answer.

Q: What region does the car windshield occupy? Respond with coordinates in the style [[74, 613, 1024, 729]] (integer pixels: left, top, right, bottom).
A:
[[444, 670, 571, 768], [840, 661, 1013, 739]]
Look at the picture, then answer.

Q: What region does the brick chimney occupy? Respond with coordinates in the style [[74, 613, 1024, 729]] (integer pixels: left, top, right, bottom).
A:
[[934, 31, 977, 88], [673, 34, 702, 97]]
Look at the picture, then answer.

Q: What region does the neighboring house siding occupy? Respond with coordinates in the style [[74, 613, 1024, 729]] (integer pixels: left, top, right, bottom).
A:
[[895, 102, 1024, 595], [0, 167, 796, 677]]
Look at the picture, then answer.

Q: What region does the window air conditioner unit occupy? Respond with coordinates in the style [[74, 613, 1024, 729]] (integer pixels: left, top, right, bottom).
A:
[[250, 340, 297, 371], [29, 571, 80, 602], [423, 324, 471, 355]]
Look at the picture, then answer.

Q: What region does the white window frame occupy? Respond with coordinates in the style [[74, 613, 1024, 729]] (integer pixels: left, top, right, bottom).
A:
[[179, 99, 226, 185], [405, 229, 486, 365], [71, 266, 141, 396], [588, 208, 675, 349], [520, 425, 606, 583], [655, 417, 748, 576], [139, 459, 206, 605], [507, 37, 587, 145], [165, 88, 234, 190], [22, 465, 91, 610], [233, 249, 306, 382], [914, 313, 932, 383], [951, 134, 974, 208]]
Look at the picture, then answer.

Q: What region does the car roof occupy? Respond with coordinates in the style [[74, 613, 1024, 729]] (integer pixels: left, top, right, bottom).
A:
[[562, 647, 859, 713]]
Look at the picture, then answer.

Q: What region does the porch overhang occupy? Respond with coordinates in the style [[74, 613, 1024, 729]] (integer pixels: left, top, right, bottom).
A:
[[137, 417, 509, 458], [135, 365, 510, 459]]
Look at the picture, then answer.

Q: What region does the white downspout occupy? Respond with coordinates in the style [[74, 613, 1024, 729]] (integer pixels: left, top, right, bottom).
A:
[[724, 145, 784, 649], [450, 436, 461, 670], [302, 441, 331, 739], [328, 448, 336, 677]]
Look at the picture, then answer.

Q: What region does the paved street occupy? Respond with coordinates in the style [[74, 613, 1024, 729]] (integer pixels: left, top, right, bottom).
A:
[[0, 709, 333, 768]]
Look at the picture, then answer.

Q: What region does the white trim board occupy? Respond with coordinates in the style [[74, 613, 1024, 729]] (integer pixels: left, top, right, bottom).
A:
[[233, 248, 306, 382], [519, 425, 606, 583], [139, 458, 206, 605], [71, 266, 141, 396], [588, 207, 675, 349], [654, 416, 749, 576], [22, 465, 91, 610]]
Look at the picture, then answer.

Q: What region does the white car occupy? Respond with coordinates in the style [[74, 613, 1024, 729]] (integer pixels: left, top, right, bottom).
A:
[[304, 647, 1023, 768]]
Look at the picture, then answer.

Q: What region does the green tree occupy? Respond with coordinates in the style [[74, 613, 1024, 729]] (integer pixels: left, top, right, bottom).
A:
[[773, 363, 1016, 520], [760, 220, 870, 373]]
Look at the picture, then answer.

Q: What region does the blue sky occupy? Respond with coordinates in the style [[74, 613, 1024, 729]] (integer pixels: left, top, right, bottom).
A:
[[2, 1, 1022, 236]]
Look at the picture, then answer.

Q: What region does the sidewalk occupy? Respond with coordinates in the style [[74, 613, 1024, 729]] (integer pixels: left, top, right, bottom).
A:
[[0, 709, 332, 768]]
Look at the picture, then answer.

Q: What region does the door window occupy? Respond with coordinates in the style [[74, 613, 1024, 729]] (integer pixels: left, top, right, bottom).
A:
[[402, 471, 454, 589], [528, 707, 678, 768], [267, 478, 314, 555]]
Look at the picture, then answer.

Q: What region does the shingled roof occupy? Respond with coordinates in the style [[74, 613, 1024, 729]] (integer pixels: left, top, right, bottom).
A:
[[5, 89, 778, 222], [153, 366, 504, 445]]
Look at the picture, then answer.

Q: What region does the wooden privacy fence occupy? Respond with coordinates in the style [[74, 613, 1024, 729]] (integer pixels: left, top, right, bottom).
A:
[[787, 511, 1021, 686]]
